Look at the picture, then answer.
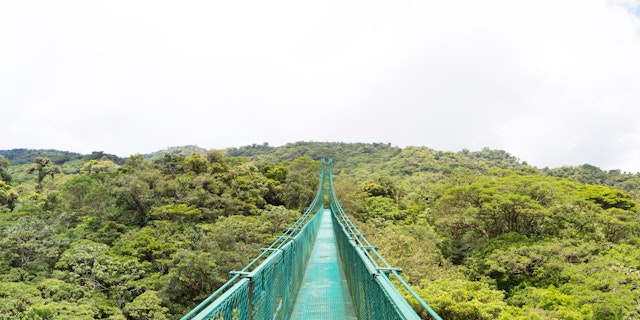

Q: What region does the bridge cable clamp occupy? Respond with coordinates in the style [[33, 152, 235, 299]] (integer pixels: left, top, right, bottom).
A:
[[376, 267, 403, 275], [229, 271, 251, 278], [357, 245, 379, 251]]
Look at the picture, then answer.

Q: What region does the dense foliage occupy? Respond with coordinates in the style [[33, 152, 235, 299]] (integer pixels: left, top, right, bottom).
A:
[[231, 142, 640, 319], [0, 150, 315, 319], [1, 143, 639, 319]]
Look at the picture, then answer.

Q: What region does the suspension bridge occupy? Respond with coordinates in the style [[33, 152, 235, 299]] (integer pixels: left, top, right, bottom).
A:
[[182, 159, 442, 320]]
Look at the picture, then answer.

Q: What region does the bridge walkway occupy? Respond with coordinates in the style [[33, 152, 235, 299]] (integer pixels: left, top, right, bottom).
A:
[[289, 209, 357, 319]]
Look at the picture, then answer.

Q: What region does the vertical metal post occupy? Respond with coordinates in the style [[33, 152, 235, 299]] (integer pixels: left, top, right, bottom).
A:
[[248, 277, 254, 320]]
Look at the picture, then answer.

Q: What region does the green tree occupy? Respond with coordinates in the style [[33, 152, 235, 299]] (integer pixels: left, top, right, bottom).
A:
[[205, 149, 227, 173], [472, 237, 600, 292], [260, 204, 299, 233], [558, 248, 640, 319], [359, 196, 403, 224], [0, 180, 17, 211], [124, 154, 145, 169], [263, 163, 289, 183], [26, 157, 62, 192], [195, 215, 273, 253], [361, 181, 386, 197], [0, 155, 11, 183], [505, 286, 594, 320], [362, 223, 447, 284], [184, 153, 208, 174], [261, 164, 289, 206], [283, 156, 320, 210], [415, 278, 507, 320], [61, 175, 99, 212], [163, 250, 225, 310], [55, 239, 143, 301], [580, 185, 636, 210], [598, 207, 640, 242], [80, 158, 118, 176], [115, 226, 179, 271], [150, 203, 201, 222], [0, 281, 44, 319], [433, 173, 586, 261], [0, 218, 68, 276], [113, 173, 156, 226], [153, 154, 186, 176], [124, 290, 169, 320], [37, 278, 89, 302], [224, 162, 270, 215]]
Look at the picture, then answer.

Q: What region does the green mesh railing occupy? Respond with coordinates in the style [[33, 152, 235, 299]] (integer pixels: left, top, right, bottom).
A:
[[182, 160, 327, 320], [183, 158, 442, 320], [326, 159, 442, 320]]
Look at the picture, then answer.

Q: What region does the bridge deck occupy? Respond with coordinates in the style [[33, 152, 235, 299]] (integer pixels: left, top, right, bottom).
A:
[[290, 209, 357, 320]]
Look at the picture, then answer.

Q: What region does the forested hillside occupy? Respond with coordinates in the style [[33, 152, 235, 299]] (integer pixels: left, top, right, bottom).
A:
[[1, 143, 639, 319]]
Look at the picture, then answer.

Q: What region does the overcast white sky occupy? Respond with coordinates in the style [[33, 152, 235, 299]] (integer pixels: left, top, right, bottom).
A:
[[2, 1, 640, 172]]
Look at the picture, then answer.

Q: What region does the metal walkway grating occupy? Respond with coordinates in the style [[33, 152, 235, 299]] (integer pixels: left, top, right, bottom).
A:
[[289, 209, 357, 320]]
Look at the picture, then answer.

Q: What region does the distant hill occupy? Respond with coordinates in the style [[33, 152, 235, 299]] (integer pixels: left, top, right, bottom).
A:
[[3, 143, 639, 199], [225, 141, 402, 166], [227, 141, 640, 199], [144, 145, 208, 161], [0, 145, 210, 166], [0, 149, 123, 166]]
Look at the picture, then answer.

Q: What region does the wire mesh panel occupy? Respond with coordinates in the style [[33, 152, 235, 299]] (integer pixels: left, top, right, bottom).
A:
[[183, 161, 327, 320], [327, 159, 442, 320], [331, 207, 415, 320], [250, 208, 324, 320], [191, 279, 251, 320], [186, 206, 325, 320], [184, 159, 442, 320]]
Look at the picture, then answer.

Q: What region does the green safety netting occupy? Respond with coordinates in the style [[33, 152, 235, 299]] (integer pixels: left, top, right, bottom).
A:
[[183, 159, 441, 320], [327, 159, 441, 320]]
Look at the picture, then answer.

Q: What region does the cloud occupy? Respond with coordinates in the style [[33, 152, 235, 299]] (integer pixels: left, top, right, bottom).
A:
[[1, 0, 639, 172]]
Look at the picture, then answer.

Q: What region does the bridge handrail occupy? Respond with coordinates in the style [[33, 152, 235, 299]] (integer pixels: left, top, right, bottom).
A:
[[326, 159, 442, 320], [183, 158, 442, 320], [181, 160, 327, 320]]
